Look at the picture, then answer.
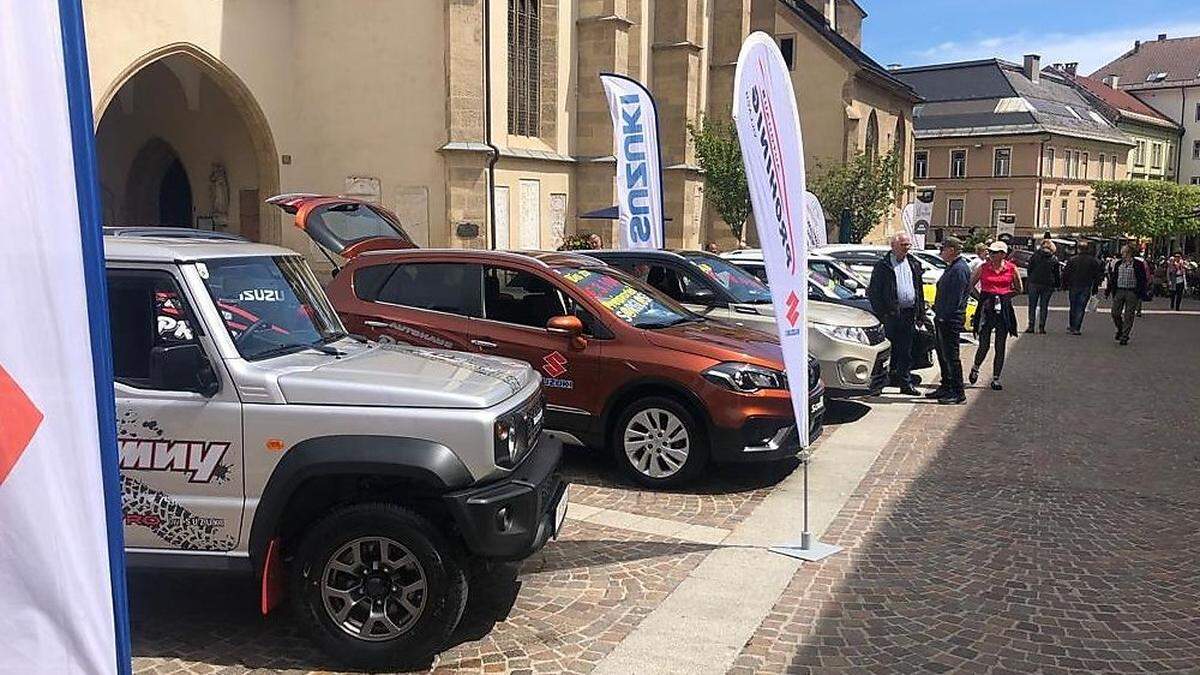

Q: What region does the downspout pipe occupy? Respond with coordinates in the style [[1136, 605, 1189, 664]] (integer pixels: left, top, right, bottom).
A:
[[1036, 136, 1047, 232], [483, 0, 501, 248]]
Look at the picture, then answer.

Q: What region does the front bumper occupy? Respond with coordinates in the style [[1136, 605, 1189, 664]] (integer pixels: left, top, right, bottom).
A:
[[824, 347, 890, 398], [443, 435, 567, 561], [709, 384, 825, 463]]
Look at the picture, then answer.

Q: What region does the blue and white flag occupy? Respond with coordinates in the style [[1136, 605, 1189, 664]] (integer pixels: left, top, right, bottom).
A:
[[732, 32, 811, 447], [0, 1, 131, 673], [600, 73, 666, 249]]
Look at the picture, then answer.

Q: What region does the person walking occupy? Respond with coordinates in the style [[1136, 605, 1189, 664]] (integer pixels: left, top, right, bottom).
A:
[[969, 241, 1022, 390], [925, 237, 972, 404], [867, 232, 926, 396], [1062, 243, 1104, 334], [1024, 239, 1060, 333], [1106, 244, 1148, 345], [1167, 251, 1188, 311]]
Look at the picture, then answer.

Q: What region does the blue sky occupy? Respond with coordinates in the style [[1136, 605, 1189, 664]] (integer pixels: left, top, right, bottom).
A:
[[862, 1, 1200, 75]]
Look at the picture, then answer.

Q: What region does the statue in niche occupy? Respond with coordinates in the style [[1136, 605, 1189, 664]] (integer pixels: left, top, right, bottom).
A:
[[208, 163, 229, 224]]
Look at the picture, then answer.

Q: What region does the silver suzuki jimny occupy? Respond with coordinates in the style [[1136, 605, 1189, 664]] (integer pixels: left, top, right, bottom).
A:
[[104, 230, 567, 670]]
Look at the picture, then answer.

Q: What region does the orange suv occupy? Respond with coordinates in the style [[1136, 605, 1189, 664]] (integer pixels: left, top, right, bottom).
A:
[[272, 197, 823, 487]]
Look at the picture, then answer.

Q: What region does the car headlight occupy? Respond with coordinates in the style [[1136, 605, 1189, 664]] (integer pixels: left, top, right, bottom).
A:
[[493, 396, 541, 469], [813, 322, 870, 345], [703, 362, 788, 393]]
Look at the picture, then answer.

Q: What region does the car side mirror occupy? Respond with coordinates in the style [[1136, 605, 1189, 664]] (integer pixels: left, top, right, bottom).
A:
[[682, 288, 716, 305], [547, 315, 587, 350], [150, 344, 220, 396]]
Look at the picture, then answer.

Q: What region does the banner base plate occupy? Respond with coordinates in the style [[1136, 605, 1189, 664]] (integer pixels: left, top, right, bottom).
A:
[[769, 541, 842, 562]]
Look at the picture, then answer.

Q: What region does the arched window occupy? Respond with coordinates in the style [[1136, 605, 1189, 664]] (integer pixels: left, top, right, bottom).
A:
[[865, 111, 879, 161], [508, 0, 541, 137]]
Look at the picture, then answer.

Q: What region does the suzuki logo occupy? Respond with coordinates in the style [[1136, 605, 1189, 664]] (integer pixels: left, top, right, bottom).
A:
[[542, 351, 568, 378], [0, 364, 43, 486], [785, 291, 801, 327]]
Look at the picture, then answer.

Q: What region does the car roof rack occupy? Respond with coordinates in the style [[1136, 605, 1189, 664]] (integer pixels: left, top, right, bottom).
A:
[[103, 227, 249, 242]]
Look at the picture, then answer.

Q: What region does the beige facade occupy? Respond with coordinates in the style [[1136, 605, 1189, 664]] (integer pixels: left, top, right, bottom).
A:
[[84, 0, 912, 258], [915, 134, 1130, 238]]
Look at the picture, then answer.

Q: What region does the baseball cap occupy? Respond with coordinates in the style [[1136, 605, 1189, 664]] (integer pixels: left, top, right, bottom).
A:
[[988, 241, 1009, 253], [940, 236, 963, 250]]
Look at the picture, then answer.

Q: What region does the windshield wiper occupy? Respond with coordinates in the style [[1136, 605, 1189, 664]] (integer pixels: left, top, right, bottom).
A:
[[248, 335, 347, 361], [638, 317, 695, 329]]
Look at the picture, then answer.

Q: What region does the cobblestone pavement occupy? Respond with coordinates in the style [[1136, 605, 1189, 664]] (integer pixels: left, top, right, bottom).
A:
[[730, 302, 1200, 674], [128, 408, 853, 675], [131, 521, 713, 674]]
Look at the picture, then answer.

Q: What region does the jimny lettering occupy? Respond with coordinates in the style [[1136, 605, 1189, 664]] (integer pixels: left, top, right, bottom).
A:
[[620, 93, 653, 244], [119, 438, 230, 483]]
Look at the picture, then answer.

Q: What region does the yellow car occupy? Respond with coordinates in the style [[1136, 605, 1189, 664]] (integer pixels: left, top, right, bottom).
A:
[[922, 283, 977, 329]]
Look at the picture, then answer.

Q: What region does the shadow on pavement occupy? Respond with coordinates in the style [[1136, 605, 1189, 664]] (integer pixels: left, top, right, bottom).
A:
[[559, 445, 800, 496], [742, 308, 1200, 673]]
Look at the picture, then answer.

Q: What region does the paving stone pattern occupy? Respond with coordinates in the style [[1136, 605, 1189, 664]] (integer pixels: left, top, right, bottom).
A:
[[730, 305, 1200, 674], [130, 521, 712, 675]]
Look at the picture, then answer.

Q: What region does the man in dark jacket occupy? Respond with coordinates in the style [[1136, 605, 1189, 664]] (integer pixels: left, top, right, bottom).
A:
[[1024, 240, 1061, 333], [1062, 243, 1104, 335], [927, 237, 972, 404], [1106, 244, 1148, 345], [867, 232, 926, 395]]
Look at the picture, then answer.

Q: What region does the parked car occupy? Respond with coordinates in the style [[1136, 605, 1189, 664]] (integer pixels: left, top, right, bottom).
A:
[[105, 230, 565, 670], [586, 250, 890, 399], [814, 244, 977, 329], [722, 248, 870, 295], [721, 250, 935, 371]]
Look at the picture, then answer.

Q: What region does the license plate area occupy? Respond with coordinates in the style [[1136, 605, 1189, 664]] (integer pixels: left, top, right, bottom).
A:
[[552, 484, 569, 538]]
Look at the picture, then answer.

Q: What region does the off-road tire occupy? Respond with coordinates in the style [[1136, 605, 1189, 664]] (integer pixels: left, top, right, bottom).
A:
[[289, 502, 468, 671], [612, 395, 708, 488]]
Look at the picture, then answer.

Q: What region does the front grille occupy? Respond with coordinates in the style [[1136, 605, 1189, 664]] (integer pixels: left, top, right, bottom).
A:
[[523, 391, 544, 453], [870, 348, 891, 390], [864, 324, 888, 345]]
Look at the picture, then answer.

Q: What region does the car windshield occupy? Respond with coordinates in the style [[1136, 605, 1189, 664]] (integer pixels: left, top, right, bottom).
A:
[[682, 254, 773, 304], [811, 271, 858, 299], [913, 251, 947, 269], [555, 266, 694, 329], [196, 255, 347, 360]]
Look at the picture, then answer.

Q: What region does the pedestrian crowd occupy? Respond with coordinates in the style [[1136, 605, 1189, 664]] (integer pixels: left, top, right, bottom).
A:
[[868, 231, 1194, 404]]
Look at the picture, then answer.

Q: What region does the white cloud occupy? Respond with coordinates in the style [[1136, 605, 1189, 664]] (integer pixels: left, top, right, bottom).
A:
[[908, 22, 1200, 75]]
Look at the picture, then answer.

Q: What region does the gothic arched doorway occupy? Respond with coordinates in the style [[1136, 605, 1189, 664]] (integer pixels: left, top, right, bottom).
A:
[[95, 44, 279, 242]]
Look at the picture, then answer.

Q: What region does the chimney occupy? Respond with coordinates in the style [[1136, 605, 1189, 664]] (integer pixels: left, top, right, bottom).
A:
[[1064, 62, 1078, 76], [1024, 54, 1041, 83], [1134, 40, 1141, 52], [1104, 74, 1120, 88], [1158, 33, 1167, 41]]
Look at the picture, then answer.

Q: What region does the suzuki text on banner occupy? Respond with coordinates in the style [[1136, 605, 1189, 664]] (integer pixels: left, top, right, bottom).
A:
[[601, 73, 666, 250], [731, 32, 810, 447], [0, 0, 131, 673]]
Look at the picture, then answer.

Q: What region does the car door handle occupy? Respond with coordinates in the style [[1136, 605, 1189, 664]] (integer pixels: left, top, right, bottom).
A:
[[363, 320, 389, 328], [471, 339, 497, 349]]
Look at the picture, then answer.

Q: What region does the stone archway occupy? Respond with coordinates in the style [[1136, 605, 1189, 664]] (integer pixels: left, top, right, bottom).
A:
[[95, 43, 280, 242]]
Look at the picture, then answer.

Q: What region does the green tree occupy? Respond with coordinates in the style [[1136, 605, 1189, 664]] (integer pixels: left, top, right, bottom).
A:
[[687, 116, 750, 244], [810, 149, 902, 243], [1092, 180, 1200, 238]]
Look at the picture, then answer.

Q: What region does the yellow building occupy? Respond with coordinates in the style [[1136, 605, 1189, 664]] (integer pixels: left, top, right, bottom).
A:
[[894, 57, 1134, 241], [85, 0, 916, 258]]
